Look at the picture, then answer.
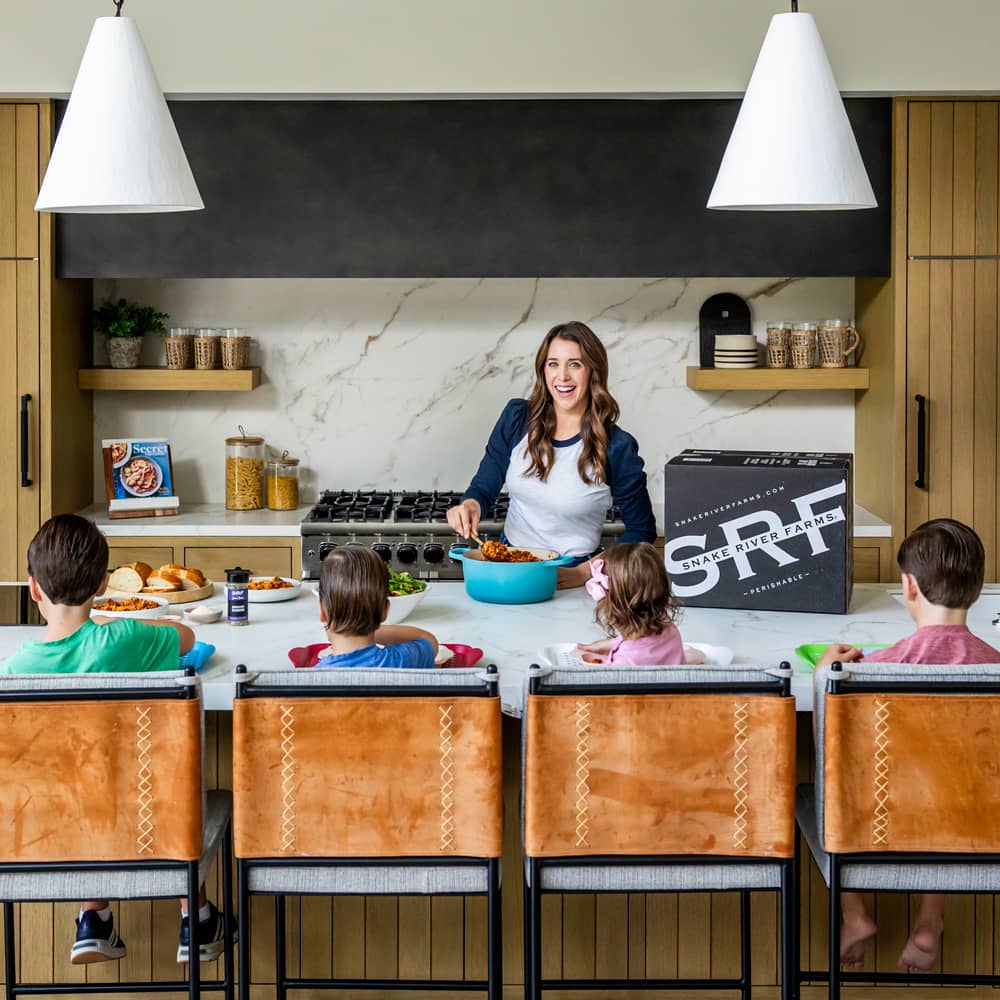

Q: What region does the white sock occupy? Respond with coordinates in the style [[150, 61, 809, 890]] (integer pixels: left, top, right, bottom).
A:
[[80, 907, 112, 923], [198, 903, 212, 922]]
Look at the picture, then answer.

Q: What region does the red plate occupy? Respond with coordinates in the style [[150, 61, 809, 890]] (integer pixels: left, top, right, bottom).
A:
[[287, 642, 483, 669]]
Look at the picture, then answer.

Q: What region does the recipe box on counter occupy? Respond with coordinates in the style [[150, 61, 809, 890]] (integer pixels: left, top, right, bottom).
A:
[[663, 450, 853, 614]]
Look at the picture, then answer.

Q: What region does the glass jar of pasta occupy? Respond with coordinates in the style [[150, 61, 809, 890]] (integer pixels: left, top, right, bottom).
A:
[[267, 452, 300, 510], [225, 431, 265, 510]]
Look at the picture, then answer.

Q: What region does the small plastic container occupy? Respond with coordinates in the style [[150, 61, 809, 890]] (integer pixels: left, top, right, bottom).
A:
[[225, 429, 265, 510], [165, 328, 193, 369], [267, 452, 300, 510], [225, 566, 251, 626]]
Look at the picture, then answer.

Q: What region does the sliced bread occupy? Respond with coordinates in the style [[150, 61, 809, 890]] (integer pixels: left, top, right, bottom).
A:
[[176, 567, 206, 589], [107, 563, 149, 593]]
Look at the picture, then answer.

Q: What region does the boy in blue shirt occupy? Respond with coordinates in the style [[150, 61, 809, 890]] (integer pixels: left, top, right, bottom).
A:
[[316, 545, 438, 668]]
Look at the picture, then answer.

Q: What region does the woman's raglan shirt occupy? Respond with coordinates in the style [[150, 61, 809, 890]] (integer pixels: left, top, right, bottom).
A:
[[462, 399, 656, 558]]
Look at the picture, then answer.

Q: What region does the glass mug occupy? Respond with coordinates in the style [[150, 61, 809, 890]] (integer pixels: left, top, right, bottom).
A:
[[818, 320, 862, 368]]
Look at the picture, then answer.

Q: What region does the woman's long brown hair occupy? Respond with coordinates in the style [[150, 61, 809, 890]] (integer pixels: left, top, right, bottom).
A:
[[525, 321, 620, 484]]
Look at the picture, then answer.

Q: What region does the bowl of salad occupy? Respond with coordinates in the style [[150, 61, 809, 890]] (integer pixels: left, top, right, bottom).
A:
[[385, 571, 429, 625]]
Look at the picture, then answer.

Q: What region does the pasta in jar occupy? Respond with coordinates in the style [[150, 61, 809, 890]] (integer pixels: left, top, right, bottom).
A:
[[225, 434, 265, 510]]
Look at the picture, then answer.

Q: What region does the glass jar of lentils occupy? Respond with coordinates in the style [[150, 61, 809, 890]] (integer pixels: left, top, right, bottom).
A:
[[225, 430, 265, 510]]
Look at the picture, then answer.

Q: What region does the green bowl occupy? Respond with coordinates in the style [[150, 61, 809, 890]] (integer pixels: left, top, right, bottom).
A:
[[794, 643, 890, 669]]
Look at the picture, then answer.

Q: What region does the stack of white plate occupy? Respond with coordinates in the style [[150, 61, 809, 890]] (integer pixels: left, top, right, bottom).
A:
[[714, 334, 759, 368]]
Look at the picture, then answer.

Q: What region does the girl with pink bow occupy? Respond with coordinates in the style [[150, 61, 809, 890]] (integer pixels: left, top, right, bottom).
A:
[[576, 542, 703, 666]]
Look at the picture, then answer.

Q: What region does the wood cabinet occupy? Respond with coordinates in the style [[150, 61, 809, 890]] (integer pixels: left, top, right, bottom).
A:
[[857, 98, 1000, 577], [0, 101, 92, 622], [106, 536, 300, 581]]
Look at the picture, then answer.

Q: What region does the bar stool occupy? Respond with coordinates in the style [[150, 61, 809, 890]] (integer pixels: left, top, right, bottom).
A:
[[232, 664, 504, 1000], [0, 669, 234, 1000], [798, 660, 1000, 998], [522, 663, 798, 1000]]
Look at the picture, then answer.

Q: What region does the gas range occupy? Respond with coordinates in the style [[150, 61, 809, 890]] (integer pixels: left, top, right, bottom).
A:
[[300, 489, 625, 581]]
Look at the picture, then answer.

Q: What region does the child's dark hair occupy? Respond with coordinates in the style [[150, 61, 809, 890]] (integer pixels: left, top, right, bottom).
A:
[[319, 545, 389, 636], [27, 514, 109, 606], [897, 518, 984, 609], [595, 542, 678, 638]]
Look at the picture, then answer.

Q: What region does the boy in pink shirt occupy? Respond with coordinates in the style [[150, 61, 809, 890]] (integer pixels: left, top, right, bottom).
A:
[[819, 518, 1000, 974]]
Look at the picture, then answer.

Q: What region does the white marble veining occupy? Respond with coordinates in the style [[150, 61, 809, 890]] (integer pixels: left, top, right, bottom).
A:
[[77, 501, 889, 540], [4, 584, 997, 713], [92, 277, 859, 527]]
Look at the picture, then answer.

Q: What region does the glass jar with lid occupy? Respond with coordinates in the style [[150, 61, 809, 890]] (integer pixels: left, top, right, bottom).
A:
[[225, 428, 265, 510], [267, 452, 300, 511]]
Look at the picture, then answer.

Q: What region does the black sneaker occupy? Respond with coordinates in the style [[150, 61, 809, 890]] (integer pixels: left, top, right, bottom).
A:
[[70, 909, 127, 964], [176, 902, 235, 963]]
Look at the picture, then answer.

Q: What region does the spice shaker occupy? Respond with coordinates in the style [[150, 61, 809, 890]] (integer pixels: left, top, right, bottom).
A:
[[225, 566, 251, 626]]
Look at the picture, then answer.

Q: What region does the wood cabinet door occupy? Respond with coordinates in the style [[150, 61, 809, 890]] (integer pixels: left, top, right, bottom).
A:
[[182, 545, 293, 583], [904, 100, 1000, 578]]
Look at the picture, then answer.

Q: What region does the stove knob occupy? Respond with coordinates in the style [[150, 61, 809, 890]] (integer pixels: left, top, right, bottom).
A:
[[305, 547, 316, 559], [423, 543, 445, 564], [371, 543, 392, 562], [318, 542, 338, 561], [397, 543, 419, 565]]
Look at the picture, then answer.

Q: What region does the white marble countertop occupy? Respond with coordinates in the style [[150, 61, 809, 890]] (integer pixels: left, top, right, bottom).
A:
[[78, 503, 309, 537], [78, 502, 892, 540], [4, 582, 996, 715]]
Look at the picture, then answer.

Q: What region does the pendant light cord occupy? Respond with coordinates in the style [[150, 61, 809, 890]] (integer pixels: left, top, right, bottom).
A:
[[113, 0, 124, 15]]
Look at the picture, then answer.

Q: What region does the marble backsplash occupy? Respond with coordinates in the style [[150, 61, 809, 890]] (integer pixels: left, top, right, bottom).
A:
[[92, 277, 857, 526]]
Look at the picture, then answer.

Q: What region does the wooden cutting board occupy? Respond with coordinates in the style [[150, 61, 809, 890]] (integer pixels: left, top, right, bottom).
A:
[[101, 580, 215, 604]]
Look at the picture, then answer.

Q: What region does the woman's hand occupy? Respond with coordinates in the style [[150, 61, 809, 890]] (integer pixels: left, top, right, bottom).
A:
[[557, 562, 592, 590], [446, 498, 481, 539]]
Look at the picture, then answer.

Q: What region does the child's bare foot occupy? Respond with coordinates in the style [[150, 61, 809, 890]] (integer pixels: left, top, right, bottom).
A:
[[897, 919, 943, 973], [840, 911, 877, 969]]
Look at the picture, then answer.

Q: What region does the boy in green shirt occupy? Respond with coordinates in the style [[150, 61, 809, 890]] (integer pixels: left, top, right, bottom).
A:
[[4, 514, 229, 965]]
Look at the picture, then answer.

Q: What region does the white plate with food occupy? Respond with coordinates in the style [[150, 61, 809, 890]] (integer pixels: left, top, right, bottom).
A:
[[119, 455, 164, 497], [109, 441, 131, 468], [536, 641, 734, 668], [248, 577, 302, 602], [92, 595, 171, 619]]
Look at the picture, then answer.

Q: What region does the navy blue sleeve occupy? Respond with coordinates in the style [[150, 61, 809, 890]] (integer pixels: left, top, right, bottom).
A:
[[462, 399, 530, 513], [606, 427, 657, 544]]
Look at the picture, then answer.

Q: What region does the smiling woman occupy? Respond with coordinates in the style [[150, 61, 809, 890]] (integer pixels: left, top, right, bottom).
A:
[[447, 321, 656, 590]]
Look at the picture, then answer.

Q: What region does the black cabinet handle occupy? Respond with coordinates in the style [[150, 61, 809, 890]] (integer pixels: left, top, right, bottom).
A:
[[20, 394, 31, 488], [914, 393, 927, 490]]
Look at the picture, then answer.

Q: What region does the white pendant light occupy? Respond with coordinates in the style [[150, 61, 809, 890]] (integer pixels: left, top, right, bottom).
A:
[[35, 1, 202, 213], [707, 3, 876, 211]]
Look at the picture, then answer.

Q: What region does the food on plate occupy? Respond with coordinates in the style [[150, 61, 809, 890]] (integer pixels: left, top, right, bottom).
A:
[[176, 566, 206, 588], [480, 540, 540, 563], [121, 456, 160, 496], [97, 597, 161, 613], [143, 574, 181, 593], [107, 562, 152, 593], [248, 576, 295, 591], [388, 571, 427, 597], [110, 442, 128, 465]]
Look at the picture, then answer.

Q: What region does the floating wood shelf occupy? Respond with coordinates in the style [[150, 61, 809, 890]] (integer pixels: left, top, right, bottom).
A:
[[79, 367, 262, 391], [686, 367, 870, 391]]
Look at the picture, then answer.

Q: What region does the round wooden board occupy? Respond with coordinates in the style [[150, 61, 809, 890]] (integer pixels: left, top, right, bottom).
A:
[[102, 580, 215, 604]]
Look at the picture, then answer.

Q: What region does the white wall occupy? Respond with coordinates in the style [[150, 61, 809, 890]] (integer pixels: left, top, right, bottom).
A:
[[92, 276, 856, 525], [5, 1, 1000, 97]]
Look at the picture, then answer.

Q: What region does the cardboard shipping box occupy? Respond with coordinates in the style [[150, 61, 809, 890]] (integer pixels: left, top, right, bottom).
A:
[[664, 450, 853, 614]]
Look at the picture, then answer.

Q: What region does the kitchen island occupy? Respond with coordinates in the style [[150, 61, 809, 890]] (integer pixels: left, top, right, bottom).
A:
[[2, 582, 998, 995]]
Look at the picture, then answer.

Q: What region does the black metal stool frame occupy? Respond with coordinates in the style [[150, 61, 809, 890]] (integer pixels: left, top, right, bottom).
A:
[[234, 665, 503, 1000], [799, 664, 1000, 999], [0, 675, 235, 1000], [523, 669, 798, 1000]]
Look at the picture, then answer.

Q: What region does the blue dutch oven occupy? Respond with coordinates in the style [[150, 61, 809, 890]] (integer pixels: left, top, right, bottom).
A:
[[449, 546, 575, 604]]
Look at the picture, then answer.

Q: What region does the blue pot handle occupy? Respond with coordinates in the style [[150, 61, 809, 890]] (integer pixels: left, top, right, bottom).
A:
[[449, 546, 470, 559]]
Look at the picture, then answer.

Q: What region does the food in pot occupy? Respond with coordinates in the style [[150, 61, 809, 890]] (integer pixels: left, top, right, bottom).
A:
[[248, 576, 295, 590], [98, 597, 161, 613], [121, 456, 160, 495], [389, 571, 427, 596], [480, 540, 540, 563]]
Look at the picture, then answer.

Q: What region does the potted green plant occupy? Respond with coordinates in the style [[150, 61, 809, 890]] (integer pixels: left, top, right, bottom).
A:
[[93, 298, 169, 369]]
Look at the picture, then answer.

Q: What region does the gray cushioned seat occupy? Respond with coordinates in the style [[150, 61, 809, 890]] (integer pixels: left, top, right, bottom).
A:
[[528, 860, 783, 891], [249, 863, 487, 895]]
